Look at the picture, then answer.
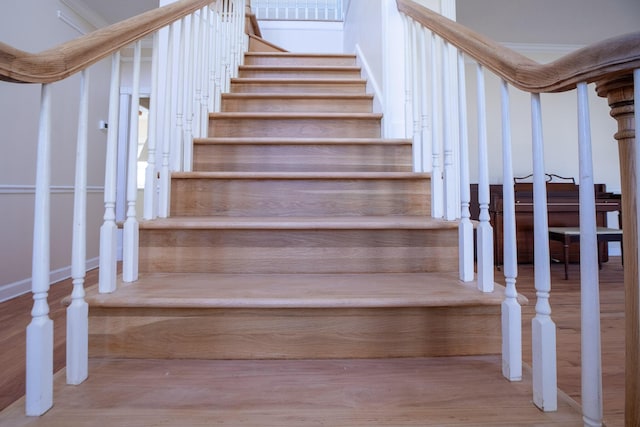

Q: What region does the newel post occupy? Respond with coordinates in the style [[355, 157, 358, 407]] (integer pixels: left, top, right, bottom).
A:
[[596, 74, 640, 427]]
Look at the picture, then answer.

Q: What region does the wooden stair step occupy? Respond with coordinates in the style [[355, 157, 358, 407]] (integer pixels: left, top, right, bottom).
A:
[[169, 171, 431, 217], [87, 272, 506, 359], [138, 216, 459, 274], [238, 65, 363, 79], [220, 93, 374, 113], [230, 78, 367, 94], [208, 112, 382, 138], [243, 52, 357, 66], [192, 137, 413, 172]]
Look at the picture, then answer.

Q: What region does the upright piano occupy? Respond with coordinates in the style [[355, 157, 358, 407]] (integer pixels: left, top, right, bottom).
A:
[[470, 179, 621, 265]]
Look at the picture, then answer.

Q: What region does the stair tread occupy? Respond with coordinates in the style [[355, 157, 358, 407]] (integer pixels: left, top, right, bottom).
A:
[[87, 272, 506, 309], [139, 216, 457, 230], [238, 65, 362, 71], [244, 52, 357, 58], [171, 171, 430, 179], [222, 93, 374, 99], [231, 78, 367, 84], [210, 112, 382, 119], [193, 137, 410, 145]]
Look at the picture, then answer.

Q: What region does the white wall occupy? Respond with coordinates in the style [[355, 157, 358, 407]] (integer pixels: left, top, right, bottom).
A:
[[258, 20, 344, 53], [0, 0, 111, 301]]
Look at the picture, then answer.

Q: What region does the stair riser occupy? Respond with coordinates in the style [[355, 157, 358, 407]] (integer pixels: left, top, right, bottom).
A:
[[238, 68, 362, 80], [244, 55, 357, 66], [221, 96, 373, 113], [170, 177, 430, 217], [193, 143, 412, 172], [209, 117, 381, 138], [230, 81, 367, 94], [138, 228, 458, 274], [89, 305, 500, 359]]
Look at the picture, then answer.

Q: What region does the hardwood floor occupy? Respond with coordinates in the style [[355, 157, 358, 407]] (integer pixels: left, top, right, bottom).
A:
[[0, 259, 625, 425]]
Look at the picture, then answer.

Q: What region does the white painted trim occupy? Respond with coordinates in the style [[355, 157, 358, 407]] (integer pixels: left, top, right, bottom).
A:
[[257, 20, 343, 32], [0, 257, 100, 303], [354, 44, 383, 114], [57, 10, 86, 35], [0, 185, 104, 194]]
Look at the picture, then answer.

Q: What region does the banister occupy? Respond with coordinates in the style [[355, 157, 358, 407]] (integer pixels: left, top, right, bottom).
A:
[[396, 0, 640, 93], [0, 0, 213, 84]]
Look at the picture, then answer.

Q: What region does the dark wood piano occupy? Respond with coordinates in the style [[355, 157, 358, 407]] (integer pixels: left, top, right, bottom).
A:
[[470, 176, 621, 265]]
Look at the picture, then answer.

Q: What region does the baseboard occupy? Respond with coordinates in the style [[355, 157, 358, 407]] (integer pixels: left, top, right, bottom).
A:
[[0, 257, 100, 303], [354, 43, 384, 115]]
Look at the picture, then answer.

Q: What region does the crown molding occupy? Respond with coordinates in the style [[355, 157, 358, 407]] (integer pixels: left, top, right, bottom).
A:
[[60, 0, 110, 30]]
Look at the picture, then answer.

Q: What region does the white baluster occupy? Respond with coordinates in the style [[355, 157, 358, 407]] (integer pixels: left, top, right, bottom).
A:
[[122, 41, 142, 283], [174, 19, 186, 173], [26, 83, 54, 416], [457, 51, 473, 282], [99, 53, 121, 293], [577, 82, 603, 427], [213, 5, 223, 113], [192, 13, 203, 139], [531, 92, 557, 411], [159, 24, 175, 218], [419, 27, 430, 173], [430, 32, 443, 219], [410, 19, 422, 172], [185, 13, 196, 168], [500, 79, 522, 381], [144, 34, 160, 221], [402, 15, 413, 140], [475, 64, 494, 292], [442, 41, 457, 221], [67, 70, 89, 386], [201, 7, 211, 138]]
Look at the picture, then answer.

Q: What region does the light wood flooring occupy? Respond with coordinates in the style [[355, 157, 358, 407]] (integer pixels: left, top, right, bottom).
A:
[[0, 259, 625, 426]]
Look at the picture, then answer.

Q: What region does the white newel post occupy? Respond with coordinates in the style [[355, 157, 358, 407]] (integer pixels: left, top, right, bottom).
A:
[[577, 82, 603, 427], [475, 64, 494, 292], [123, 41, 142, 282], [26, 83, 54, 416], [500, 80, 522, 381], [67, 70, 90, 386], [99, 53, 122, 293], [457, 51, 473, 282], [530, 92, 557, 411]]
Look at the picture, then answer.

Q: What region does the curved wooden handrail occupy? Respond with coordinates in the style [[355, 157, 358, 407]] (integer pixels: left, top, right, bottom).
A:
[[397, 0, 640, 93], [0, 0, 214, 84]]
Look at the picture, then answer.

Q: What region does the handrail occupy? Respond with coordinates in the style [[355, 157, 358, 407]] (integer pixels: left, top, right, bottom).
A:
[[0, 0, 213, 84], [396, 0, 640, 93]]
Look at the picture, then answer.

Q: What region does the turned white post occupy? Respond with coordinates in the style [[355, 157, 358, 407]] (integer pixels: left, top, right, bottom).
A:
[[430, 32, 443, 219], [530, 92, 557, 411], [457, 51, 473, 282], [66, 70, 90, 386], [419, 27, 430, 173], [99, 53, 121, 293], [410, 20, 422, 172], [475, 64, 494, 292], [442, 41, 457, 221], [402, 15, 413, 140], [200, 7, 211, 138], [144, 34, 160, 221], [213, 5, 223, 112], [174, 18, 187, 173], [159, 25, 175, 218], [26, 83, 54, 416], [577, 82, 603, 427], [122, 41, 142, 283], [500, 79, 522, 381]]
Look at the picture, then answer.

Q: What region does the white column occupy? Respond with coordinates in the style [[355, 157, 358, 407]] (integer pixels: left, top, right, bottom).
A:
[[26, 83, 54, 416], [122, 41, 142, 283], [531, 92, 557, 411], [577, 82, 603, 427], [66, 70, 90, 386], [457, 51, 473, 282], [475, 64, 494, 292], [500, 79, 522, 381], [99, 53, 121, 293]]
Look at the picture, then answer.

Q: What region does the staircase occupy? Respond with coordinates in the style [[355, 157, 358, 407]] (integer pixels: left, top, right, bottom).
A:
[[87, 49, 504, 362]]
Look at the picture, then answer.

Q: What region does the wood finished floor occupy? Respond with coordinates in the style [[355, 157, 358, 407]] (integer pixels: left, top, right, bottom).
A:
[[0, 259, 625, 426]]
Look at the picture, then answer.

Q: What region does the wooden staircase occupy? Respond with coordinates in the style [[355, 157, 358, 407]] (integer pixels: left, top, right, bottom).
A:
[[87, 50, 504, 361]]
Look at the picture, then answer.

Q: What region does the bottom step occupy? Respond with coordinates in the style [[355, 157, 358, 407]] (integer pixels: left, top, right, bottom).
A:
[[87, 273, 510, 359]]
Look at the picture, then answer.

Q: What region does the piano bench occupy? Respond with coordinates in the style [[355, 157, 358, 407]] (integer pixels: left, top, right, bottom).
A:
[[548, 227, 623, 280]]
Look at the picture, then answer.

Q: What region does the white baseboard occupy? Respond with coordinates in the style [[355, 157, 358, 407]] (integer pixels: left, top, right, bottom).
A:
[[0, 257, 100, 303], [354, 43, 384, 115]]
